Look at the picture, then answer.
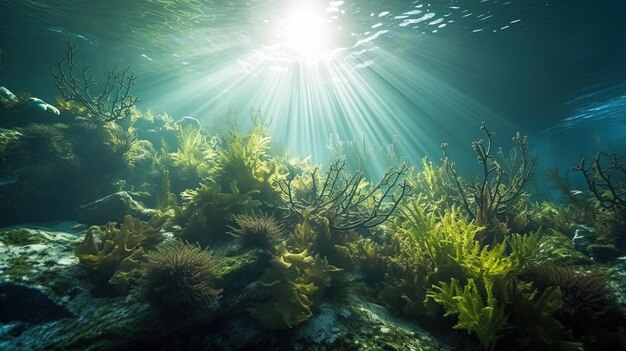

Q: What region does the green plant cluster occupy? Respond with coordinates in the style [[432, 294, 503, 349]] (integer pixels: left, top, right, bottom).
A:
[[251, 212, 342, 329], [74, 215, 166, 287]]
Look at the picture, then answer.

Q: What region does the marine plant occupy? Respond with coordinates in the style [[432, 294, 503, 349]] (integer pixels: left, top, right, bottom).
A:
[[0, 128, 22, 154], [227, 212, 284, 249], [278, 158, 410, 230], [141, 241, 223, 317], [251, 213, 342, 329], [396, 197, 539, 350], [326, 133, 376, 174], [213, 122, 286, 204], [169, 124, 217, 182], [442, 122, 536, 242], [50, 40, 138, 123], [178, 180, 262, 244], [74, 215, 166, 286]]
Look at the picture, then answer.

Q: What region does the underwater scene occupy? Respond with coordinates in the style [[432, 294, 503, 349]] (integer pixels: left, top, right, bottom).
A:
[[1, 0, 626, 350]]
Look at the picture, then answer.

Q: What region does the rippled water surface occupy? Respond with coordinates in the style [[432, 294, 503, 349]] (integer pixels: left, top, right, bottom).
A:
[[1, 0, 625, 166]]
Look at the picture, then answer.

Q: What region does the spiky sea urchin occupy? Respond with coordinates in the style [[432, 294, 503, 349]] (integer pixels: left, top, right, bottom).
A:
[[228, 213, 283, 248], [524, 263, 624, 335], [141, 241, 223, 317]]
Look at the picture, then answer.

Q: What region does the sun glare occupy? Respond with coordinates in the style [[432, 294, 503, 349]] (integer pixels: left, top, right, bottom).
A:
[[279, 8, 331, 61]]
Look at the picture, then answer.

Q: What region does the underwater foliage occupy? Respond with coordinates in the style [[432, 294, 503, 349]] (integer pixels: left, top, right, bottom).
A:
[[141, 241, 223, 317], [169, 124, 217, 182], [213, 122, 286, 204], [428, 278, 507, 350], [0, 127, 22, 154], [51, 40, 138, 123], [252, 213, 342, 329], [74, 215, 165, 285], [442, 122, 536, 242], [178, 180, 262, 244], [227, 212, 284, 249], [396, 196, 540, 350], [278, 158, 410, 230]]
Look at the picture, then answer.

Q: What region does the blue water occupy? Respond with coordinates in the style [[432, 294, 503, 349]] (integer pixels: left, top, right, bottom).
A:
[[1, 0, 625, 176]]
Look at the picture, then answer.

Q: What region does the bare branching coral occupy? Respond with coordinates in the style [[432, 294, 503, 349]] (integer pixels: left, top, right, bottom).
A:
[[278, 159, 410, 230], [442, 122, 536, 230], [574, 152, 626, 210], [141, 241, 223, 317], [50, 40, 138, 123]]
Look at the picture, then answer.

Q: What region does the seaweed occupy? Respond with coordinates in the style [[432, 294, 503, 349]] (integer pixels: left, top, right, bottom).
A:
[[74, 215, 165, 286]]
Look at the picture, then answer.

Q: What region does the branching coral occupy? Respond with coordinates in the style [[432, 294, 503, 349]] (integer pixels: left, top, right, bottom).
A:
[[574, 152, 626, 210], [278, 159, 410, 230], [50, 40, 138, 123], [442, 122, 536, 233], [141, 241, 223, 317]]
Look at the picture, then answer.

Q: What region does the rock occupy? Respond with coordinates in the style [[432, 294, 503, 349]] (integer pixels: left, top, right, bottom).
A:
[[26, 97, 60, 116], [0, 86, 17, 102], [76, 191, 157, 225], [0, 283, 73, 323], [571, 223, 594, 252]]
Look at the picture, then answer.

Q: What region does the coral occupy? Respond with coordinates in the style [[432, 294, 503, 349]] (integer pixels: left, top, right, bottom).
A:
[[441, 122, 536, 240], [141, 241, 223, 317], [50, 40, 138, 123], [228, 212, 284, 249], [574, 152, 626, 210], [74, 215, 165, 285], [278, 159, 410, 230]]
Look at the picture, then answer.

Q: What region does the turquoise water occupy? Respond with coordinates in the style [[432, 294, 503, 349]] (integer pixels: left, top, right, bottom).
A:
[[2, 0, 625, 170], [1, 1, 626, 350]]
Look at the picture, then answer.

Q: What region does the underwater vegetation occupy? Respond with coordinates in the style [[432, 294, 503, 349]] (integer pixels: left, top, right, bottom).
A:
[[1, 42, 625, 351]]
